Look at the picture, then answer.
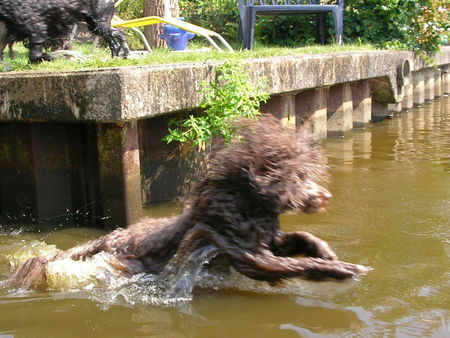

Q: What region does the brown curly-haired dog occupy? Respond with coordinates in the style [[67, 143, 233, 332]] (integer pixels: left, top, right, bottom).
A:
[[6, 116, 367, 289]]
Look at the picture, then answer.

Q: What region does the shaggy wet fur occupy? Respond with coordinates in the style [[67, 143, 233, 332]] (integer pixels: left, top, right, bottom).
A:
[[0, 0, 129, 62], [6, 116, 367, 289]]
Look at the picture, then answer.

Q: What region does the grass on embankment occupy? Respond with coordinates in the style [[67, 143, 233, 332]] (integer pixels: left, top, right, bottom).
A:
[[1, 42, 376, 73]]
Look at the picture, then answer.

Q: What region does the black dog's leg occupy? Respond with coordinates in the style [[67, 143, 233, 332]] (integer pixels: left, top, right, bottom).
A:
[[111, 28, 130, 58], [271, 231, 337, 260], [0, 39, 5, 61], [86, 0, 129, 59], [186, 224, 367, 284], [8, 42, 15, 59], [87, 19, 129, 58], [29, 32, 51, 63]]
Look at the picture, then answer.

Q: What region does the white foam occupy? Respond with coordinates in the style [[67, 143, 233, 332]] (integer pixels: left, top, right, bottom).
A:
[[4, 243, 363, 307]]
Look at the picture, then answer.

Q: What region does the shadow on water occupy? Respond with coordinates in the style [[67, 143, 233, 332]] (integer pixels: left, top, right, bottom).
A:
[[0, 97, 449, 336]]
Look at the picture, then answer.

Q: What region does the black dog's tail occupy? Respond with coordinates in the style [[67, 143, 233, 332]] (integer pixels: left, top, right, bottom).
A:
[[4, 256, 49, 290]]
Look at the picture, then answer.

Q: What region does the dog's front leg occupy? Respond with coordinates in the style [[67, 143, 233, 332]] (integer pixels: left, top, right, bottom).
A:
[[179, 225, 366, 283], [230, 250, 367, 283], [271, 231, 337, 260]]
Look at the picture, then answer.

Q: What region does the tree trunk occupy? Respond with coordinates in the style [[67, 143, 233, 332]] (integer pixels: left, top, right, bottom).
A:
[[143, 0, 179, 48]]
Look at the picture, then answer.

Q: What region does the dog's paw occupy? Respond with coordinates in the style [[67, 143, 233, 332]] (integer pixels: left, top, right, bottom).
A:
[[334, 261, 371, 280], [305, 258, 371, 281], [314, 241, 338, 261]]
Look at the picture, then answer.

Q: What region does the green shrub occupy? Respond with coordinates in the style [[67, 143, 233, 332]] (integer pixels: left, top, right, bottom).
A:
[[163, 62, 269, 149], [179, 0, 240, 42], [179, 0, 448, 53], [115, 0, 448, 53], [344, 0, 448, 53]]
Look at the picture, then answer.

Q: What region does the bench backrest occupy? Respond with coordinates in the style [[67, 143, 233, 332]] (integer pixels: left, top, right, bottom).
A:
[[239, 0, 341, 6]]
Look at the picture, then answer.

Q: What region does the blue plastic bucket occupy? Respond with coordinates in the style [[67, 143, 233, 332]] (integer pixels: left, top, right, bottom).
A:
[[160, 20, 195, 51]]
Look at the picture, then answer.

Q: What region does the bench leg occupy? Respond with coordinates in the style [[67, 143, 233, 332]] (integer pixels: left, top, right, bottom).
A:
[[241, 9, 256, 50], [332, 10, 343, 45], [316, 13, 326, 44]]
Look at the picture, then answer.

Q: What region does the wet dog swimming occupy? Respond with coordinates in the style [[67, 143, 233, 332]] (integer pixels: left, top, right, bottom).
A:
[[6, 116, 368, 290]]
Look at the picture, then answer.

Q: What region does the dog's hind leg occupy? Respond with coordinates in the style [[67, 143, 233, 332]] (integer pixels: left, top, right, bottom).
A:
[[5, 256, 49, 289], [271, 231, 337, 260]]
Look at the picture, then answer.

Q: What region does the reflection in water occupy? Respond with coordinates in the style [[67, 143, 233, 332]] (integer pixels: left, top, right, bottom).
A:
[[0, 97, 449, 337]]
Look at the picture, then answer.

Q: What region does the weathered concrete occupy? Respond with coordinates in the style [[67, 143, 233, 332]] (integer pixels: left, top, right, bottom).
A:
[[351, 81, 372, 128], [0, 123, 103, 225], [295, 88, 328, 140], [0, 123, 39, 221], [424, 68, 435, 101], [260, 95, 296, 128], [96, 122, 142, 229], [138, 116, 186, 204], [327, 83, 353, 136], [434, 68, 442, 98], [388, 102, 402, 114], [372, 102, 390, 121], [1, 47, 449, 122], [1, 47, 450, 227], [413, 70, 425, 106], [441, 65, 450, 95], [402, 83, 414, 110], [29, 124, 74, 222]]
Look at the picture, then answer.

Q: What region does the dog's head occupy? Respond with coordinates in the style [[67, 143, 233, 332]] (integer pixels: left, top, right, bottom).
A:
[[208, 115, 331, 214]]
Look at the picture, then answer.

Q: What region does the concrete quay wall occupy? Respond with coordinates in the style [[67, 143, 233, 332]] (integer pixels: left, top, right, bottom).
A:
[[1, 48, 449, 123], [0, 48, 449, 228]]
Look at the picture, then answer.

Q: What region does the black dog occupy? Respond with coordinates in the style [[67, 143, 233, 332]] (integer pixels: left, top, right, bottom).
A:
[[0, 20, 74, 61], [0, 21, 15, 61], [0, 0, 129, 62], [6, 116, 368, 289]]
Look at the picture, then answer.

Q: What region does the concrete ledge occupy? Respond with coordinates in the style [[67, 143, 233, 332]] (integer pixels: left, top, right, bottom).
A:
[[2, 48, 450, 226], [1, 47, 449, 122]]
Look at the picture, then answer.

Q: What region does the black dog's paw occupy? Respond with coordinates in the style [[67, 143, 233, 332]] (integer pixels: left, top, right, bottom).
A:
[[29, 53, 52, 63]]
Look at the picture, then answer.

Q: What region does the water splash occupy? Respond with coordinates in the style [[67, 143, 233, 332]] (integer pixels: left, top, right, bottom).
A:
[[0, 240, 59, 270], [0, 225, 26, 236], [88, 245, 223, 308], [2, 240, 359, 307]]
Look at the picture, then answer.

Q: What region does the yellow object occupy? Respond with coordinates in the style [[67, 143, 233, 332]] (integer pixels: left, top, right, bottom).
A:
[[111, 15, 234, 52]]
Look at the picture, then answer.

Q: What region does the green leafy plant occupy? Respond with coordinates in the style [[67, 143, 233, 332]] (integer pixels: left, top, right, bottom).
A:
[[179, 0, 240, 43], [163, 62, 269, 149], [179, 0, 448, 54], [344, 0, 449, 54]]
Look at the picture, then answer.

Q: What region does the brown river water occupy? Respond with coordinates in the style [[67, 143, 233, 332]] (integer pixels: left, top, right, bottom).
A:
[[0, 97, 449, 337]]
